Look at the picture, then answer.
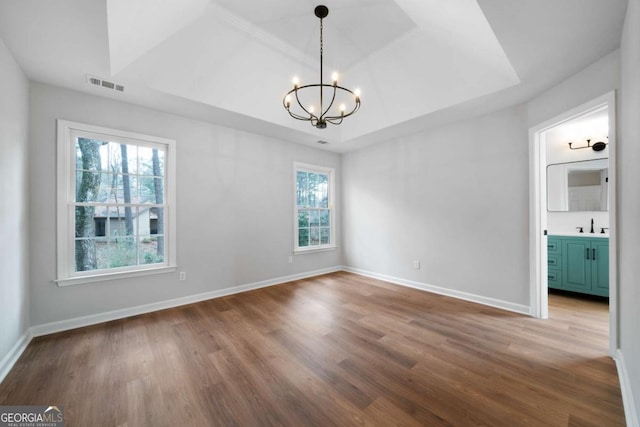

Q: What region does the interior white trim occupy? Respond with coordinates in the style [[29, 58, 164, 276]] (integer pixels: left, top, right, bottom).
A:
[[56, 119, 178, 285], [528, 91, 618, 356], [0, 266, 341, 385], [31, 266, 342, 337], [343, 267, 530, 315], [55, 265, 177, 287], [528, 125, 548, 318], [293, 161, 336, 253], [0, 330, 33, 384], [615, 349, 640, 427], [6, 264, 620, 387]]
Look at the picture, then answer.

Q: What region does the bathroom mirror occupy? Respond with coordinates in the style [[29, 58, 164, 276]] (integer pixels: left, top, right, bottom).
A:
[[547, 158, 608, 212]]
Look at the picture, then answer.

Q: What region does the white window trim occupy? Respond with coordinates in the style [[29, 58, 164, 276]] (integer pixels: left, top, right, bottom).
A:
[[293, 162, 336, 253], [56, 120, 177, 286]]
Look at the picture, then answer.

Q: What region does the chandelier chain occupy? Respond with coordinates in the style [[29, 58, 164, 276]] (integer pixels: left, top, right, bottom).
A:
[[319, 17, 324, 117]]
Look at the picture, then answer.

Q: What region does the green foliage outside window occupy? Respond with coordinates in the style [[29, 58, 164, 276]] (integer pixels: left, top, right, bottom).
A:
[[74, 138, 165, 272], [296, 169, 331, 248]]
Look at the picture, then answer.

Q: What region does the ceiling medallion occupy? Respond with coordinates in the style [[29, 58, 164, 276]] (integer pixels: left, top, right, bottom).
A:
[[283, 5, 361, 129]]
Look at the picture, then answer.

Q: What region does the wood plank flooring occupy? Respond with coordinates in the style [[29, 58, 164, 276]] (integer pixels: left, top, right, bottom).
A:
[[0, 272, 625, 426]]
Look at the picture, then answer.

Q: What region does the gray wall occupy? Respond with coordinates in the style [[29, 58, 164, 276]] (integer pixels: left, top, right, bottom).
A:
[[341, 50, 620, 311], [526, 49, 620, 128], [342, 107, 530, 305], [28, 83, 341, 326], [7, 15, 638, 419], [0, 40, 30, 366], [619, 0, 640, 419]]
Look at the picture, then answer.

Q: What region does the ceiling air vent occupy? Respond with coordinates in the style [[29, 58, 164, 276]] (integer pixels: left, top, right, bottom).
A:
[[86, 75, 125, 93]]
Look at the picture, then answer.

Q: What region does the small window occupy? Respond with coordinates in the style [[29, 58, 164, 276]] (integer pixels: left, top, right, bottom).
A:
[[294, 162, 335, 252], [56, 120, 176, 285]]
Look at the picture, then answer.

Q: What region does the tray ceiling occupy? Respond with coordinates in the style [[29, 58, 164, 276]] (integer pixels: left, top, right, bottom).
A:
[[0, 0, 628, 151]]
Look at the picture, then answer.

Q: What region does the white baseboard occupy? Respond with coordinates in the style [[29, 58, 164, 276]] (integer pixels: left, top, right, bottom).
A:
[[0, 266, 341, 384], [0, 265, 536, 386], [0, 329, 33, 384], [4, 266, 635, 423], [343, 267, 530, 315], [615, 349, 640, 427], [31, 266, 342, 337]]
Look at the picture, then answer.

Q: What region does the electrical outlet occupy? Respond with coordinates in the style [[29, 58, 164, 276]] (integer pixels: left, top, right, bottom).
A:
[[179, 271, 186, 281], [413, 260, 421, 270], [288, 256, 293, 264]]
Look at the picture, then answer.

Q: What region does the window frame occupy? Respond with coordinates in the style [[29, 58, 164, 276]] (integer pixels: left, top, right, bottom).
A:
[[293, 162, 336, 253], [56, 120, 177, 286]]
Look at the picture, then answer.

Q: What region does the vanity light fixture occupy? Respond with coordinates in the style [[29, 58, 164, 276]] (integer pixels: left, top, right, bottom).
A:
[[568, 138, 608, 152], [282, 5, 361, 129]]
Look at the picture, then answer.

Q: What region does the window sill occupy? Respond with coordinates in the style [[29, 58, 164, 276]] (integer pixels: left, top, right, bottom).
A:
[[294, 246, 337, 255], [55, 265, 177, 287]]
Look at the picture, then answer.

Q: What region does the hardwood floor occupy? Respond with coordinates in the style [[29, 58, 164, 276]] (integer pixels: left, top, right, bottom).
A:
[[0, 272, 625, 426]]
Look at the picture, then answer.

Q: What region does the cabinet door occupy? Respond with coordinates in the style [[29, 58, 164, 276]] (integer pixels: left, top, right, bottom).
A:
[[591, 239, 609, 296], [562, 238, 591, 292]]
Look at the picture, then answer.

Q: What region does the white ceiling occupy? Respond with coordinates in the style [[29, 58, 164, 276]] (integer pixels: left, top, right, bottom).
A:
[[0, 0, 628, 152]]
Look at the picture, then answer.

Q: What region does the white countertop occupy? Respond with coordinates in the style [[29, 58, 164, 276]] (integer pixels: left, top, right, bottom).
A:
[[549, 232, 609, 238]]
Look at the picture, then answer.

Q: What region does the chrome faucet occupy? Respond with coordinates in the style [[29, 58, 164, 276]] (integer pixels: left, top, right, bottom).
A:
[[590, 218, 595, 234]]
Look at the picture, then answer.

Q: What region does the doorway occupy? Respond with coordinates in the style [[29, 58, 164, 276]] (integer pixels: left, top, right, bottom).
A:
[[529, 91, 617, 355]]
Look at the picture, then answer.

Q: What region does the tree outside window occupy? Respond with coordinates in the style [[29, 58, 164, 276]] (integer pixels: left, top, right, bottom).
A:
[[57, 120, 175, 285], [295, 163, 334, 251]]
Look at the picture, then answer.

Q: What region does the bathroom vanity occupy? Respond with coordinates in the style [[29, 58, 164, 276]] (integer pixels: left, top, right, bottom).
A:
[[547, 234, 609, 297]]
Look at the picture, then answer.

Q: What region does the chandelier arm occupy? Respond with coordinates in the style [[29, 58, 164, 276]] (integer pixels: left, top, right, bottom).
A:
[[334, 84, 357, 95], [287, 110, 314, 121], [283, 95, 308, 121], [320, 84, 338, 120], [324, 98, 360, 121], [324, 111, 356, 122], [325, 116, 344, 125], [284, 98, 313, 121], [324, 84, 360, 119], [286, 83, 338, 121], [340, 100, 361, 118], [293, 87, 318, 121]]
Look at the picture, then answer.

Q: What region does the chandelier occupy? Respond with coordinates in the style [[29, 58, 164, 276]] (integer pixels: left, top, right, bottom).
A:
[[283, 5, 361, 129]]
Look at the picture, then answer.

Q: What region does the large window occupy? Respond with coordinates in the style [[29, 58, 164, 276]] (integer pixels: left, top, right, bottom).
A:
[[295, 162, 335, 252], [56, 120, 176, 285]]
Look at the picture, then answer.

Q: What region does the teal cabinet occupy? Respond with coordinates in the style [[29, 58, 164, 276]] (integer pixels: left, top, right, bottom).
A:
[[547, 236, 609, 297], [547, 236, 563, 292], [592, 239, 610, 295], [563, 238, 593, 293]]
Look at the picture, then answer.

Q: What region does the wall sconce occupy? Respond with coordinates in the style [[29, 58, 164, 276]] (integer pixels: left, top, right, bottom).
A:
[[568, 138, 608, 151]]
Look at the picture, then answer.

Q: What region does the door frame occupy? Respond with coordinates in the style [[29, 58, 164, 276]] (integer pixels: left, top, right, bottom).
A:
[[528, 91, 617, 356]]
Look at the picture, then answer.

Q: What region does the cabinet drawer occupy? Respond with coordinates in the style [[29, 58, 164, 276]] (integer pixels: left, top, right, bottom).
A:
[[547, 255, 561, 268], [547, 238, 561, 254], [548, 269, 562, 289]]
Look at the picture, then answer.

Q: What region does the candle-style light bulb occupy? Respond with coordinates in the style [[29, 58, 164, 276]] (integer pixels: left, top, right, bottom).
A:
[[339, 104, 346, 115], [285, 95, 291, 108], [332, 72, 339, 85], [292, 76, 299, 88], [309, 106, 315, 113], [354, 88, 361, 100]]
